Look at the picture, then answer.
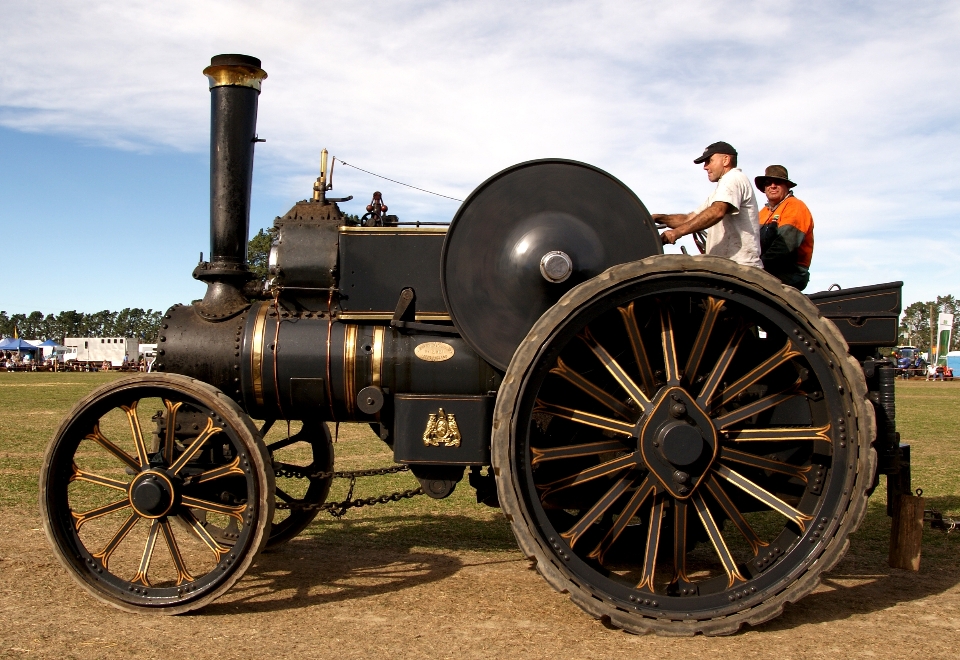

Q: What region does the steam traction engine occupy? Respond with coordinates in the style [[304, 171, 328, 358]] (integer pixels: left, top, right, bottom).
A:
[[40, 55, 907, 635]]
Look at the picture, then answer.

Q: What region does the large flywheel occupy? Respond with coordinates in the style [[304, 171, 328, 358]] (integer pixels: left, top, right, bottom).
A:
[[441, 159, 662, 370], [492, 255, 875, 635], [40, 374, 274, 614]]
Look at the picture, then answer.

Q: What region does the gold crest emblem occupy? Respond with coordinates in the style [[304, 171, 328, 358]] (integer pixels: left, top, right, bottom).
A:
[[422, 408, 461, 447]]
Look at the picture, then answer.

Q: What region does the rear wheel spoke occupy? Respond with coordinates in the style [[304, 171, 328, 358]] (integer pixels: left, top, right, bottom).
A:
[[636, 495, 665, 591], [588, 475, 656, 562], [561, 475, 634, 548], [719, 447, 812, 482], [713, 387, 800, 429], [718, 340, 802, 407], [618, 302, 657, 397], [578, 328, 650, 411], [672, 500, 689, 584], [531, 439, 632, 465], [684, 296, 725, 385], [702, 475, 768, 555], [538, 453, 638, 499], [696, 327, 744, 408], [691, 493, 746, 588], [713, 464, 813, 531], [659, 306, 680, 385], [722, 424, 831, 444], [533, 400, 635, 436], [550, 357, 635, 420]]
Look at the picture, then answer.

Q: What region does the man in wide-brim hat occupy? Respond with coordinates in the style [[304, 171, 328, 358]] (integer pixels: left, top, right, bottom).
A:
[[755, 165, 814, 290]]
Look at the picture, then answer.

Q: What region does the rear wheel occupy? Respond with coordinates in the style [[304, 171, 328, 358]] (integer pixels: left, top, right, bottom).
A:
[[493, 255, 875, 635]]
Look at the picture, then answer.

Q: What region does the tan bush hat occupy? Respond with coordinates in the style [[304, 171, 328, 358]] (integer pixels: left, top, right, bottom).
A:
[[755, 165, 797, 190]]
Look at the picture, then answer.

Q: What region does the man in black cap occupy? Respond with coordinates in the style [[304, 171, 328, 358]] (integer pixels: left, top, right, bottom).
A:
[[755, 165, 814, 290], [652, 142, 762, 268]]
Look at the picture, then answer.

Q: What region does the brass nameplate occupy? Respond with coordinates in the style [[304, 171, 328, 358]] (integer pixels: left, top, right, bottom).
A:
[[414, 342, 455, 362], [423, 408, 461, 447]]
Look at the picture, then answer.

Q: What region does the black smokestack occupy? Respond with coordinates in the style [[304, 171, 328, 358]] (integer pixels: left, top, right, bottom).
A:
[[194, 54, 267, 318]]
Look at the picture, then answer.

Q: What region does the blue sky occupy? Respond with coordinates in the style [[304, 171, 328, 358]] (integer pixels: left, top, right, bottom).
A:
[[1, 1, 958, 316]]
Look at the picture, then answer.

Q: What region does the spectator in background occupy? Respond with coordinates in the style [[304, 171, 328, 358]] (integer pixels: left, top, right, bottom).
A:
[[926, 363, 939, 381]]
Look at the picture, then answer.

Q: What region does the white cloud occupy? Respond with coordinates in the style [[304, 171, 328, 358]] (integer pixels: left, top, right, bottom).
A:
[[1, 0, 958, 306]]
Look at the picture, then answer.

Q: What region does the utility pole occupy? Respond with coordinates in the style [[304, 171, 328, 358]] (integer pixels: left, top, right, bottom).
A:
[[929, 303, 936, 361]]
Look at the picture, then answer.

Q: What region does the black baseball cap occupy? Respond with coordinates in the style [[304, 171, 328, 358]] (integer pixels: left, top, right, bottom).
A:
[[694, 141, 737, 164]]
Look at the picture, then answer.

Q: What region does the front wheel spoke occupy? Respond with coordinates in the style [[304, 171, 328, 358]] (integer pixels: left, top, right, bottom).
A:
[[169, 418, 223, 475], [713, 387, 800, 429], [70, 463, 128, 491], [718, 340, 802, 407], [91, 512, 140, 570], [72, 499, 131, 531], [179, 509, 230, 562], [538, 453, 638, 498], [120, 402, 150, 468], [672, 500, 689, 584], [723, 424, 831, 444], [159, 518, 195, 585], [191, 456, 244, 484], [588, 474, 656, 562], [636, 495, 665, 591], [181, 495, 247, 522], [618, 302, 657, 397], [560, 475, 634, 549], [719, 447, 811, 483], [578, 328, 650, 411], [702, 475, 768, 555], [659, 306, 680, 385], [531, 439, 632, 465], [550, 358, 635, 420], [533, 400, 635, 437], [274, 486, 296, 503], [684, 296, 725, 385], [162, 399, 183, 466], [691, 493, 746, 588], [130, 519, 161, 586], [84, 424, 139, 471], [713, 464, 812, 532], [696, 327, 744, 408]]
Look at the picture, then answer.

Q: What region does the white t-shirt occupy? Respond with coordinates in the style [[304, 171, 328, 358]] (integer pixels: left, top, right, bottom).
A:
[[694, 168, 762, 267]]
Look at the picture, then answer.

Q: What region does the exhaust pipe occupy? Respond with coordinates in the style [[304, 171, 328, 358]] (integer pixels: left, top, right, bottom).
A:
[[193, 54, 267, 319]]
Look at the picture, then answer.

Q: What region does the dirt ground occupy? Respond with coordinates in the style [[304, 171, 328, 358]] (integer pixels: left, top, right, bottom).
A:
[[3, 376, 960, 658], [2, 505, 960, 659]]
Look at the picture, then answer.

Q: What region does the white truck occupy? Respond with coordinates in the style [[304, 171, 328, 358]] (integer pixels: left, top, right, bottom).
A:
[[63, 337, 139, 368]]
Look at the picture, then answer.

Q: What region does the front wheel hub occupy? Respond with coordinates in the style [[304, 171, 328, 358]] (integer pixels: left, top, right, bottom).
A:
[[640, 387, 717, 499], [128, 471, 177, 518]]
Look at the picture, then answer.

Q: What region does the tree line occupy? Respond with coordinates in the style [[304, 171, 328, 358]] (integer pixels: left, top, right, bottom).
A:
[[898, 295, 958, 352], [0, 309, 163, 343]]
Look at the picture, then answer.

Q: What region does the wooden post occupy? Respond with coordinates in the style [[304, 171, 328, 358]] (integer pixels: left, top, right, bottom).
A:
[[889, 493, 924, 571]]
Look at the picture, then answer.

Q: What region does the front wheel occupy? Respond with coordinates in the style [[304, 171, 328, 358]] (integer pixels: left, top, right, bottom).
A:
[[493, 255, 875, 635], [40, 373, 274, 614]]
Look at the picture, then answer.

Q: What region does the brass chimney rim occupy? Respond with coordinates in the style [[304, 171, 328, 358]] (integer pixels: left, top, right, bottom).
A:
[[203, 54, 267, 91]]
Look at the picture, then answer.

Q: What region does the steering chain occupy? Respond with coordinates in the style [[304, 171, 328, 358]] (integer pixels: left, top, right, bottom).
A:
[[273, 463, 423, 518]]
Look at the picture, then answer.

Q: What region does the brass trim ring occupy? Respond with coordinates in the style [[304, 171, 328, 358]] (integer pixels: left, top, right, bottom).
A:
[[372, 326, 385, 387], [203, 64, 268, 91], [250, 303, 269, 407], [343, 325, 358, 415]]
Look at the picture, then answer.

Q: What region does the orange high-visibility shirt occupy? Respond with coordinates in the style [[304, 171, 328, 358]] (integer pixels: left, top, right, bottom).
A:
[[759, 194, 814, 268]]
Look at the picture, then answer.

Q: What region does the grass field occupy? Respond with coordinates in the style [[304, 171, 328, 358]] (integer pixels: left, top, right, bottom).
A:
[[1, 373, 959, 657]]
